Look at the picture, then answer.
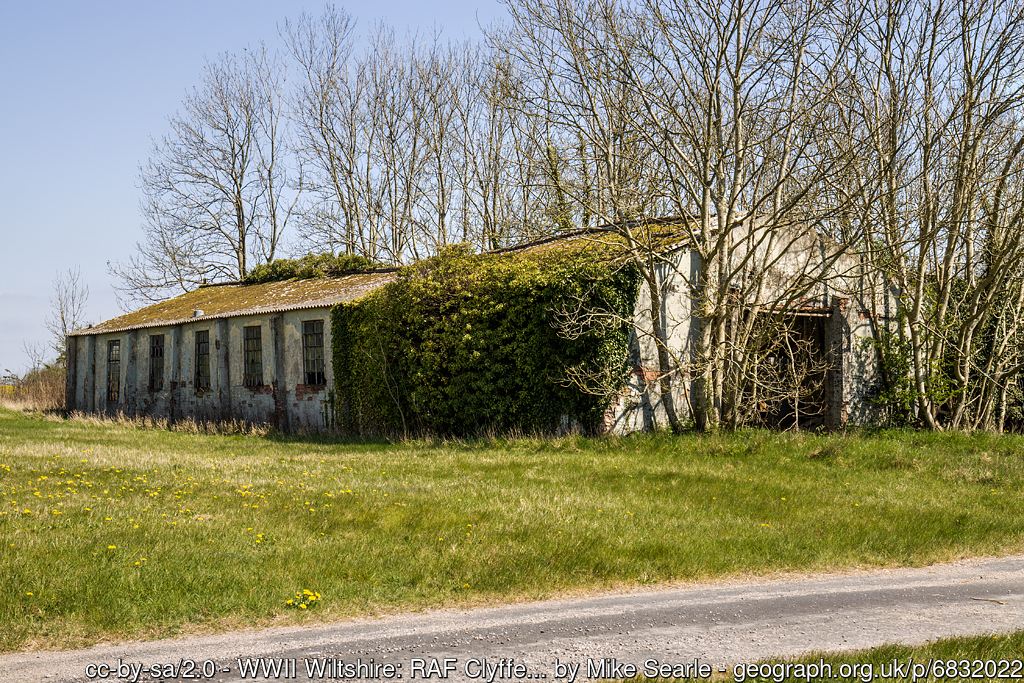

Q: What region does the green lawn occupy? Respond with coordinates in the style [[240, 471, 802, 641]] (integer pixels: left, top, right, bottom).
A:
[[1, 406, 1022, 652]]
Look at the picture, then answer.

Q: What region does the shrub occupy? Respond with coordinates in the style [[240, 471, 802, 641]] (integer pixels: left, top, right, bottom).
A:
[[243, 253, 382, 285], [1, 363, 64, 411]]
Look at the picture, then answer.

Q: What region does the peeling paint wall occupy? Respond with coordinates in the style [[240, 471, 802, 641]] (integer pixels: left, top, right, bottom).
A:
[[67, 308, 335, 432]]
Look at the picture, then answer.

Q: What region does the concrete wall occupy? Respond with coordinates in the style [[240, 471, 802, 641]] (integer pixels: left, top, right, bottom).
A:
[[603, 238, 896, 433], [604, 250, 699, 434], [67, 308, 335, 432]]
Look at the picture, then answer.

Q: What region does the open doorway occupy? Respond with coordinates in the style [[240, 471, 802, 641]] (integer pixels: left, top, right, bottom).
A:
[[745, 311, 829, 429]]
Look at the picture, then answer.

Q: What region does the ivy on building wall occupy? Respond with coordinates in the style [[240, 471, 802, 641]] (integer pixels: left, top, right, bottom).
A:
[[331, 243, 639, 436]]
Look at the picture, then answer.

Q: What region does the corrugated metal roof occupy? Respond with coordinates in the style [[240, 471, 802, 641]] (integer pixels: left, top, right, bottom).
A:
[[71, 271, 396, 336]]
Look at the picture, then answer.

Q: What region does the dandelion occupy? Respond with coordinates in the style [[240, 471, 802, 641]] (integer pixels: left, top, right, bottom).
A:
[[108, 545, 116, 549]]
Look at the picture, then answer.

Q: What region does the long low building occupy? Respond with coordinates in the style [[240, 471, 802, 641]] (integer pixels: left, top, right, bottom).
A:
[[67, 224, 895, 433], [65, 272, 394, 431]]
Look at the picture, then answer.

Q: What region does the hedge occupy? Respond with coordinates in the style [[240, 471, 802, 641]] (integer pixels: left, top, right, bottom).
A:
[[243, 253, 381, 284]]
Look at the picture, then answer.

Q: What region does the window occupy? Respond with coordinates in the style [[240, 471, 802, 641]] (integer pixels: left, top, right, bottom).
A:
[[106, 340, 120, 403], [302, 320, 326, 385], [195, 330, 210, 390], [244, 326, 263, 387], [149, 335, 164, 391]]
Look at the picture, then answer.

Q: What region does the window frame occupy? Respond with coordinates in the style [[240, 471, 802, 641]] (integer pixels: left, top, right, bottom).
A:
[[195, 330, 211, 391], [149, 334, 165, 391], [243, 325, 263, 387], [106, 340, 121, 403], [302, 320, 326, 386]]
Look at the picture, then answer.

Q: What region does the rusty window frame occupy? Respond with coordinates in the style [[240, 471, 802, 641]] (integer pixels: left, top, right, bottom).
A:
[[243, 325, 263, 387], [149, 334, 164, 391], [302, 320, 325, 385], [195, 330, 211, 390], [106, 340, 120, 402]]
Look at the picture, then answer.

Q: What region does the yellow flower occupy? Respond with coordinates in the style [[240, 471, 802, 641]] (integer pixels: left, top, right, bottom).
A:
[[108, 545, 116, 549], [300, 604, 307, 609]]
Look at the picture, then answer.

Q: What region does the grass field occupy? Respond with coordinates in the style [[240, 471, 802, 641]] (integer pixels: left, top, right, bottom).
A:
[[1, 406, 1023, 653]]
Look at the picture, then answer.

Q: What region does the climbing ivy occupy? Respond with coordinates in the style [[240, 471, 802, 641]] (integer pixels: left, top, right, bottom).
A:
[[331, 244, 639, 436]]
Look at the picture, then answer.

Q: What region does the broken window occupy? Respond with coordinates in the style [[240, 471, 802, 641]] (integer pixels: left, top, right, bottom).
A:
[[195, 330, 211, 390], [302, 320, 326, 385], [106, 340, 120, 403], [149, 334, 164, 391], [244, 326, 263, 387]]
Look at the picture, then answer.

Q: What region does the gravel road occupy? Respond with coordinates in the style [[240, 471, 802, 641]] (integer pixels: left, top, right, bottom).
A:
[[3, 555, 1021, 683]]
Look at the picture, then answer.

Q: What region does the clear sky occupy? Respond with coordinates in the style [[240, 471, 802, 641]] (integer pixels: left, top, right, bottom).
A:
[[0, 0, 506, 375]]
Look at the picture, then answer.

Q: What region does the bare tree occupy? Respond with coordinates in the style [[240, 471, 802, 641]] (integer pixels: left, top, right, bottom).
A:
[[493, 0, 868, 432], [112, 46, 296, 305], [44, 266, 90, 364], [285, 8, 554, 263], [844, 0, 1024, 430]]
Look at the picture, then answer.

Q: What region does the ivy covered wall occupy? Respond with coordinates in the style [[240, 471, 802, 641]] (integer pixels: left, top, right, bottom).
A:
[[330, 244, 639, 436]]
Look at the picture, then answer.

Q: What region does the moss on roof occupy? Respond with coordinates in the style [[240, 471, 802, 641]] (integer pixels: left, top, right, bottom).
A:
[[497, 220, 694, 259], [73, 272, 396, 336]]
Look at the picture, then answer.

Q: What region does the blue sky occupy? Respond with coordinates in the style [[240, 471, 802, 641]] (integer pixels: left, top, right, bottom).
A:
[[0, 0, 506, 375]]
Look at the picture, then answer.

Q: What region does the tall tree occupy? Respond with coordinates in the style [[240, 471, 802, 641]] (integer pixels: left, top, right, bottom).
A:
[[494, 0, 867, 432], [44, 266, 90, 364], [285, 8, 549, 263], [845, 0, 1024, 430]]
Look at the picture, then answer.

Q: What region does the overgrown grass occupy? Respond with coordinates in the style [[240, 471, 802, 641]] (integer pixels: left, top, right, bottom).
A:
[[0, 363, 63, 412], [1, 406, 1023, 652], [736, 631, 1024, 682]]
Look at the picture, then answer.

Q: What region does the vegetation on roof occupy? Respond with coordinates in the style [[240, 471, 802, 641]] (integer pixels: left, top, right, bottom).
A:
[[80, 230, 676, 338], [242, 253, 383, 285]]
